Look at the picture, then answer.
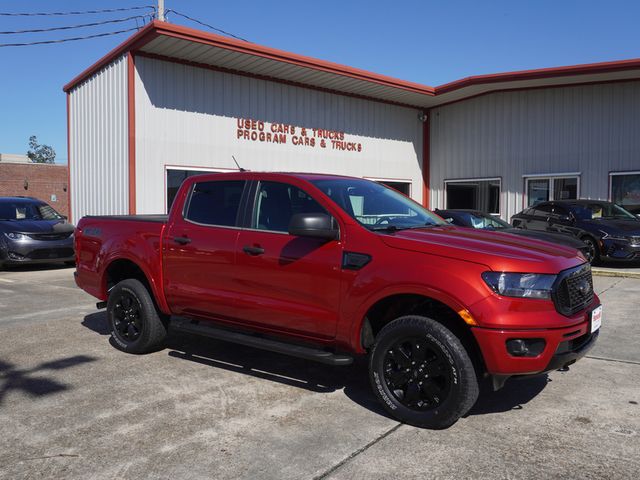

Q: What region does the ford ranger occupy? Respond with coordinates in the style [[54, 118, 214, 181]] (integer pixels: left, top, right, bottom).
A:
[[74, 172, 601, 428]]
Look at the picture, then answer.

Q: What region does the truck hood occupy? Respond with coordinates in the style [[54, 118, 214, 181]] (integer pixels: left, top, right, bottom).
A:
[[378, 225, 584, 274]]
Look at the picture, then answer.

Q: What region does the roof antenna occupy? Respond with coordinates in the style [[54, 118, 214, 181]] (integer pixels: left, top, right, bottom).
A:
[[232, 155, 246, 172]]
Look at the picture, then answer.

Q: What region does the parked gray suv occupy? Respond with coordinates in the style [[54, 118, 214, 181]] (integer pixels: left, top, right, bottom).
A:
[[0, 197, 75, 268]]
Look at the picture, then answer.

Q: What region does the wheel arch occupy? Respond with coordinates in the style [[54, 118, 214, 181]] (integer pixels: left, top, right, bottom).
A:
[[102, 257, 170, 315], [354, 290, 486, 375]]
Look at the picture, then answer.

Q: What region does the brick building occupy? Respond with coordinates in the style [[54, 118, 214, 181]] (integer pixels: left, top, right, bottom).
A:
[[0, 154, 70, 218]]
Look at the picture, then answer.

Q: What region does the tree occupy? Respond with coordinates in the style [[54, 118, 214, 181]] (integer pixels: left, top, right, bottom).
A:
[[26, 135, 56, 163]]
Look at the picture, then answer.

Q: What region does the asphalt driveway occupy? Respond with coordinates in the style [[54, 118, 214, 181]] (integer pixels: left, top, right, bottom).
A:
[[0, 266, 638, 479]]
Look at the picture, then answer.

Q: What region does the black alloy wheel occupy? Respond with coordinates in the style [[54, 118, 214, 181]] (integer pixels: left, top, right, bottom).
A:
[[369, 315, 479, 429], [112, 291, 143, 343], [383, 337, 451, 410], [106, 278, 168, 354]]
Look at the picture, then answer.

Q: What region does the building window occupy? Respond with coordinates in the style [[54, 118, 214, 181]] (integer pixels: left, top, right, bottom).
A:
[[524, 175, 579, 207], [445, 178, 500, 214], [610, 171, 640, 214], [166, 167, 220, 212], [376, 181, 411, 196]]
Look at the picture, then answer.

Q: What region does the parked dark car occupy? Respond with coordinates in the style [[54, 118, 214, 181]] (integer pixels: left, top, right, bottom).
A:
[[0, 197, 75, 268], [510, 200, 640, 263], [435, 209, 590, 260]]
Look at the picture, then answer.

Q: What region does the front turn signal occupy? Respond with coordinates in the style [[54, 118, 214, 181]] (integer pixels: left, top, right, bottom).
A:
[[457, 309, 478, 326]]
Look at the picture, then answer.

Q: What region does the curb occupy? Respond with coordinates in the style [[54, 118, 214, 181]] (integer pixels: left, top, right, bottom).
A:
[[592, 268, 640, 279]]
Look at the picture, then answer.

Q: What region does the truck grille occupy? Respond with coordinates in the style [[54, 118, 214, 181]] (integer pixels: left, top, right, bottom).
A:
[[553, 264, 594, 316], [27, 232, 72, 241]]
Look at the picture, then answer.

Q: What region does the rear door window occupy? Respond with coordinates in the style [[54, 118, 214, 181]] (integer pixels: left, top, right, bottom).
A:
[[185, 180, 246, 227]]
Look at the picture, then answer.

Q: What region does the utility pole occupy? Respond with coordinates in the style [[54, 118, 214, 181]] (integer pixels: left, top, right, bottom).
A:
[[157, 0, 165, 21]]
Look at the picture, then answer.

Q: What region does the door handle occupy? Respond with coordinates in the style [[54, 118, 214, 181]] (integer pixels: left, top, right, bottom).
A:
[[243, 245, 265, 256], [173, 236, 191, 245]]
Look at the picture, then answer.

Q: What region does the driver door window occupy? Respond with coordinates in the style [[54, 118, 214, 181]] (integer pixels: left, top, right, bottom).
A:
[[253, 181, 327, 232]]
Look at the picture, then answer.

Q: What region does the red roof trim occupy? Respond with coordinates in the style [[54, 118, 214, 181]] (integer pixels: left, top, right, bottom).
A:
[[63, 21, 434, 96], [434, 57, 640, 95], [63, 22, 158, 92], [63, 20, 640, 102]]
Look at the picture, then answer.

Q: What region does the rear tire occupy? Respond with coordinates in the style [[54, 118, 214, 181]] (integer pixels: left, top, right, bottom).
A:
[[369, 315, 479, 429], [107, 279, 168, 354]]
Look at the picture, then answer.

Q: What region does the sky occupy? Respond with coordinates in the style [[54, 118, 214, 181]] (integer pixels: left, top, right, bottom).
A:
[[1, 0, 640, 164]]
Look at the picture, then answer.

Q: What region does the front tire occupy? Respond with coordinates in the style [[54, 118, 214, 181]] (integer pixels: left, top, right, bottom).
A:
[[581, 236, 600, 264], [369, 315, 479, 429], [107, 279, 168, 354]]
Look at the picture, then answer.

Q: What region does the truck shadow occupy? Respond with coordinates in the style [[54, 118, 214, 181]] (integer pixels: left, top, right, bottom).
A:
[[166, 332, 549, 420], [81, 312, 549, 422]]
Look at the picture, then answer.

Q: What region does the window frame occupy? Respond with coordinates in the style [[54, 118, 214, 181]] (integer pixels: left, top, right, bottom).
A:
[[364, 176, 413, 197], [443, 177, 502, 216], [609, 170, 640, 211], [523, 173, 581, 208], [183, 179, 249, 229]]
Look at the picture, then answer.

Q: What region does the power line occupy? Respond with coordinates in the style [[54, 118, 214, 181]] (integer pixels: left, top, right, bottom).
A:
[[0, 6, 155, 17], [166, 9, 249, 42], [0, 15, 153, 35], [0, 28, 140, 47]]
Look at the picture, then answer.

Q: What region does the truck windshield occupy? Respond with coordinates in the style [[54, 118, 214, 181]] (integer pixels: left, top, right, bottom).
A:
[[0, 201, 64, 221], [311, 178, 445, 230]]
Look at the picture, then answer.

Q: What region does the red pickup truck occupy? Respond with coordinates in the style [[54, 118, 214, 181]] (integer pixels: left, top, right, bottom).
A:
[[74, 172, 601, 428]]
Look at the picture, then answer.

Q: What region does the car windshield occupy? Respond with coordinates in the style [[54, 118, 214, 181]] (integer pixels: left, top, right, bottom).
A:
[[568, 202, 637, 221], [452, 212, 510, 230], [311, 178, 445, 230], [0, 201, 63, 221]]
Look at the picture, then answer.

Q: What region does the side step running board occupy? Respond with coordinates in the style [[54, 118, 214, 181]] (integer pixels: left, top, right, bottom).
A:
[[171, 319, 354, 366]]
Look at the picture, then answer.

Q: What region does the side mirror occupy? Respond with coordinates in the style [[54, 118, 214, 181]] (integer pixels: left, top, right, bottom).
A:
[[288, 213, 338, 241]]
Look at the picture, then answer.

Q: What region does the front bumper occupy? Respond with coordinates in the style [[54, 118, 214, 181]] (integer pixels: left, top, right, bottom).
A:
[[600, 238, 640, 261], [472, 302, 600, 376], [0, 237, 75, 265]]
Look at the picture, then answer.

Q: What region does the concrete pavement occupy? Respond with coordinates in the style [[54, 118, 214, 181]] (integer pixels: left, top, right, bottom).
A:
[[0, 267, 638, 479]]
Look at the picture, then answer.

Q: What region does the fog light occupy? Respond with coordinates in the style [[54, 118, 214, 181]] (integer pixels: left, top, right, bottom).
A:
[[7, 251, 25, 260], [506, 338, 546, 357]]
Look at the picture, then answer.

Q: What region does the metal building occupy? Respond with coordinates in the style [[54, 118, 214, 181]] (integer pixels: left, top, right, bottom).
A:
[[65, 21, 640, 223]]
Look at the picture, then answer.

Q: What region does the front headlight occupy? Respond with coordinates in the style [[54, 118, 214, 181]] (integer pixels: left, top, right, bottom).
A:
[[482, 272, 556, 299], [4, 232, 28, 241]]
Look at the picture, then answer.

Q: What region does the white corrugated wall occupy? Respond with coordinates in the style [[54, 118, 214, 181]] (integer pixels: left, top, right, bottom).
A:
[[134, 56, 424, 214], [430, 80, 640, 221], [68, 55, 129, 222]]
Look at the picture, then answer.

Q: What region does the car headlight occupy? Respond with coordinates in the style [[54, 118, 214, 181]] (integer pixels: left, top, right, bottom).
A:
[[482, 272, 556, 299], [4, 232, 28, 241]]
